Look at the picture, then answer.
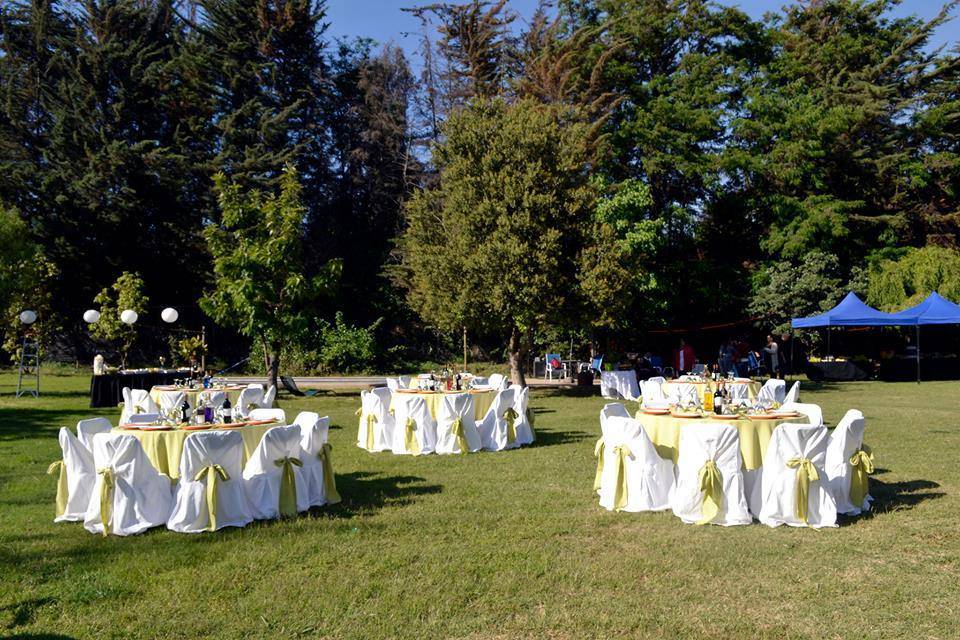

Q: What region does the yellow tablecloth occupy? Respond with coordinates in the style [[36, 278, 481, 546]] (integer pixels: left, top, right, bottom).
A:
[[661, 379, 760, 402], [150, 385, 246, 411], [112, 422, 275, 480], [389, 390, 495, 420], [636, 412, 807, 470]]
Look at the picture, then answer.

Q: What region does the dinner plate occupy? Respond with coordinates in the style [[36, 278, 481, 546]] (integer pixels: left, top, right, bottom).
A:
[[670, 411, 702, 419], [746, 413, 781, 420], [139, 424, 173, 431], [181, 424, 212, 431], [641, 408, 670, 415], [709, 414, 738, 420], [771, 411, 800, 418]]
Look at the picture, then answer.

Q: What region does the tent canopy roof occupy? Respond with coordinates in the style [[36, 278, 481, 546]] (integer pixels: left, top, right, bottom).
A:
[[887, 291, 960, 325], [791, 292, 905, 328]]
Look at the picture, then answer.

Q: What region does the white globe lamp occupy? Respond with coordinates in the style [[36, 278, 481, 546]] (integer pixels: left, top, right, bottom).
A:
[[83, 309, 101, 323], [120, 309, 138, 325], [19, 310, 37, 325], [161, 307, 179, 323]]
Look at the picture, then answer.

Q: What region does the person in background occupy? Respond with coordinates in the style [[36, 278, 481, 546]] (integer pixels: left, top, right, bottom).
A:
[[779, 332, 792, 376], [674, 338, 696, 375], [763, 334, 780, 378], [718, 339, 736, 376]]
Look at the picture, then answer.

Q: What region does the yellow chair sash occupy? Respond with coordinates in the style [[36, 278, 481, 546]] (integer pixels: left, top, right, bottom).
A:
[[697, 459, 723, 525], [97, 467, 115, 536], [358, 413, 377, 451], [786, 457, 820, 524], [318, 443, 341, 504], [450, 417, 469, 454], [849, 446, 874, 508], [194, 464, 230, 531], [274, 457, 303, 517], [405, 417, 421, 455], [612, 445, 632, 511], [504, 408, 519, 444], [593, 438, 605, 493], [48, 460, 68, 518]]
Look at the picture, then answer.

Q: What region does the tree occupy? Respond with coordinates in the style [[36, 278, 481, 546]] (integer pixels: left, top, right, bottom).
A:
[[863, 246, 960, 310], [748, 251, 844, 334], [400, 98, 608, 386], [201, 166, 340, 389], [89, 272, 150, 368]]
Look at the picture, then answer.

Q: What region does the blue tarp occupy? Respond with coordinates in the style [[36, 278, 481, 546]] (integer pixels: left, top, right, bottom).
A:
[[886, 292, 960, 325], [791, 292, 905, 328]]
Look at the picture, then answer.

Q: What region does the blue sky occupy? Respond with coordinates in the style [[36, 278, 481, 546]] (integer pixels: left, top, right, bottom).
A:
[[324, 0, 958, 65]]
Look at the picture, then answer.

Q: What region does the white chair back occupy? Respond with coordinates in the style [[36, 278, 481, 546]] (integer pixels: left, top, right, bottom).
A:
[[203, 390, 227, 409], [825, 409, 870, 515], [436, 393, 481, 454], [83, 433, 172, 536], [478, 388, 518, 451], [670, 422, 751, 525], [157, 391, 186, 416], [781, 402, 823, 427], [597, 416, 673, 512], [242, 425, 308, 519], [784, 381, 800, 404], [248, 408, 286, 423], [758, 423, 837, 528], [640, 379, 669, 409], [358, 388, 394, 451], [167, 430, 251, 532], [668, 383, 699, 407], [54, 427, 96, 522], [391, 395, 437, 455], [757, 379, 786, 405], [237, 387, 264, 417], [76, 417, 112, 452], [386, 377, 400, 391], [727, 382, 751, 402], [398, 375, 413, 389], [487, 373, 507, 390], [127, 413, 161, 424], [120, 387, 159, 423], [298, 414, 336, 508], [261, 385, 277, 408]]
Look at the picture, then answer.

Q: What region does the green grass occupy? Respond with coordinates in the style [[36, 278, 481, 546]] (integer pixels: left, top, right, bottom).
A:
[[0, 372, 954, 639]]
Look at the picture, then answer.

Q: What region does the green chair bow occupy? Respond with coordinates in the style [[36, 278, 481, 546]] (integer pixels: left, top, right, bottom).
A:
[[450, 417, 469, 454], [697, 459, 723, 525], [194, 464, 230, 532], [405, 417, 421, 455], [612, 445, 632, 511], [849, 446, 874, 509], [274, 457, 303, 518], [358, 412, 378, 451], [97, 467, 115, 536], [786, 457, 820, 525], [593, 438, 606, 493], [504, 408, 519, 445], [318, 443, 341, 504], [48, 460, 68, 518]]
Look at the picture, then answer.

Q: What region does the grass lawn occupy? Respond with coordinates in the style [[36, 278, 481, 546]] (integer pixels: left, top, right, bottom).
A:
[[0, 372, 955, 639]]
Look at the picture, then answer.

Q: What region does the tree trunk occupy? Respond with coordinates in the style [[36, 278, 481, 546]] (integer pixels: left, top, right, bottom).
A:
[[508, 325, 526, 388], [262, 338, 280, 391]]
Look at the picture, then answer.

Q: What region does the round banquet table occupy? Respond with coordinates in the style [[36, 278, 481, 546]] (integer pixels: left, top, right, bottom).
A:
[[149, 384, 246, 411], [389, 389, 495, 420], [661, 379, 760, 402], [112, 421, 276, 480], [635, 411, 808, 470]]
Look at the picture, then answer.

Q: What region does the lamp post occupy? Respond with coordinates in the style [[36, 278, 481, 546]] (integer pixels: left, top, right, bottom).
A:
[[15, 310, 39, 397]]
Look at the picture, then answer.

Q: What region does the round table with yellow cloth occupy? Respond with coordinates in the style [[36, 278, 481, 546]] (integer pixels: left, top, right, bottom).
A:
[[149, 384, 246, 411], [660, 379, 760, 402], [112, 422, 275, 480], [389, 389, 495, 420], [635, 412, 808, 470]]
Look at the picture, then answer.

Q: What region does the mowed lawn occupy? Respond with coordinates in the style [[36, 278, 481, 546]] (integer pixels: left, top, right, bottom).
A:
[[0, 372, 956, 639]]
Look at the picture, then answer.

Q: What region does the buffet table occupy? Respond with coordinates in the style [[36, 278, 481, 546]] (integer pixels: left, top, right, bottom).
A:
[[89, 369, 191, 408]]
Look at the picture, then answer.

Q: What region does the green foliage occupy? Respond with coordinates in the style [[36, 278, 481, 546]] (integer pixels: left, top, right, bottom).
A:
[[317, 312, 381, 373], [749, 251, 844, 334], [174, 335, 207, 366], [201, 166, 340, 384], [89, 272, 149, 367], [864, 246, 960, 310]]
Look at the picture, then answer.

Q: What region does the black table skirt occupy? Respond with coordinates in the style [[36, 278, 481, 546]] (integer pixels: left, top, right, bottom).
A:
[[89, 371, 188, 408], [805, 360, 870, 382], [878, 357, 960, 382]]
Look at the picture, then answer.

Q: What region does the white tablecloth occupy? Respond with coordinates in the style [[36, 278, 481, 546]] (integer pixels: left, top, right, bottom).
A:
[[600, 371, 640, 400]]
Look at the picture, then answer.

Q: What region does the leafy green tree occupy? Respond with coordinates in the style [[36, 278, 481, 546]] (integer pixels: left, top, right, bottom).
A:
[[864, 246, 960, 310], [400, 98, 610, 386], [201, 166, 340, 389], [89, 272, 150, 368], [748, 251, 844, 334]]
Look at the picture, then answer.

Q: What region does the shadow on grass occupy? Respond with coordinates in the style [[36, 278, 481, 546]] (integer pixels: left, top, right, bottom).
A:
[[307, 471, 441, 518], [0, 408, 92, 442], [842, 477, 945, 524], [0, 597, 60, 632], [532, 426, 591, 447]]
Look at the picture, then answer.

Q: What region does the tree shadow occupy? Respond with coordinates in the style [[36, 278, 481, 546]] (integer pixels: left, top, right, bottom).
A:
[[840, 477, 944, 525], [305, 471, 441, 519], [0, 597, 58, 631], [0, 408, 97, 442], [531, 426, 590, 447]]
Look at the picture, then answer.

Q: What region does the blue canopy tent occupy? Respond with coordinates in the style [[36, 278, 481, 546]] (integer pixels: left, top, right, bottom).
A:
[[792, 291, 960, 382]]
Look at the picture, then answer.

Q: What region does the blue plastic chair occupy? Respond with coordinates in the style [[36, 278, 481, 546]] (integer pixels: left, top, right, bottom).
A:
[[590, 355, 603, 373]]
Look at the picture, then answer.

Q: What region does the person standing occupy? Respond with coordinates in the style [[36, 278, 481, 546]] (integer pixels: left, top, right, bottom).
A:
[[763, 334, 780, 378], [779, 332, 792, 376], [719, 339, 736, 376], [674, 338, 696, 375]]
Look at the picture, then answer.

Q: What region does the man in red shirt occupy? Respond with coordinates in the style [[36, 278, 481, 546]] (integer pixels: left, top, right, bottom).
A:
[[673, 338, 696, 375]]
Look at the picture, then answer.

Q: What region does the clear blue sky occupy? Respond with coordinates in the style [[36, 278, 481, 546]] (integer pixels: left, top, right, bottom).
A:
[[324, 0, 958, 65]]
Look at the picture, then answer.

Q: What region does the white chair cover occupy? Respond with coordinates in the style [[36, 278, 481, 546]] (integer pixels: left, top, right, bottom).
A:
[[204, 390, 227, 409], [784, 381, 800, 404], [261, 385, 276, 408], [120, 387, 160, 423], [157, 390, 186, 417], [84, 433, 173, 536], [127, 413, 161, 424], [53, 427, 96, 522], [727, 382, 751, 402], [781, 402, 824, 427], [668, 382, 699, 407], [510, 385, 535, 446], [435, 393, 482, 454], [600, 371, 641, 401], [166, 430, 252, 533], [487, 373, 508, 391], [670, 422, 751, 526], [398, 375, 413, 389], [640, 379, 670, 409], [386, 377, 400, 391], [357, 388, 395, 452], [825, 409, 871, 515], [759, 423, 837, 528], [76, 417, 112, 452], [242, 425, 309, 519], [757, 379, 786, 405], [391, 395, 437, 455], [478, 388, 518, 451], [237, 387, 264, 418], [246, 383, 265, 390], [597, 415, 673, 512], [248, 408, 286, 423], [297, 413, 340, 508]]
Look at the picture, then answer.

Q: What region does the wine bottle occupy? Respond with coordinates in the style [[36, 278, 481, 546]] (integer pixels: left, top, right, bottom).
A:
[[220, 397, 232, 423], [714, 384, 723, 415], [180, 397, 191, 424]]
